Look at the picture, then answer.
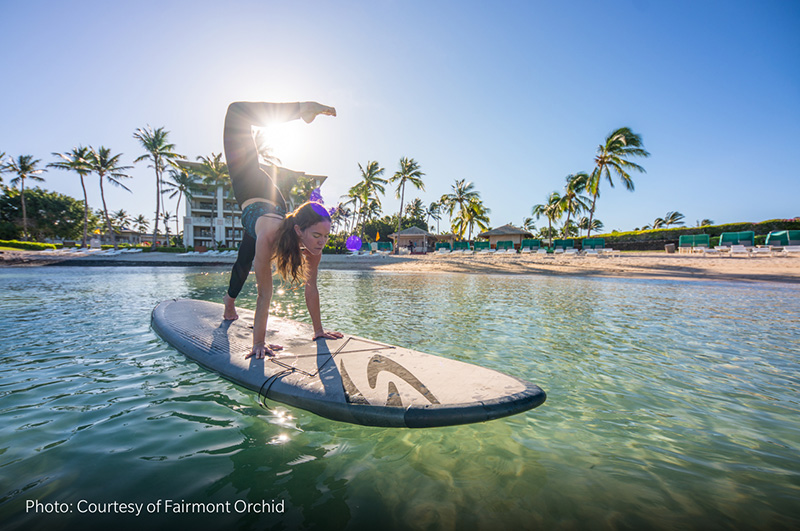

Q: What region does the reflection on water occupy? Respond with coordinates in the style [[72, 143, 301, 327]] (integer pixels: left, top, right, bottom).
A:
[[1, 266, 799, 530]]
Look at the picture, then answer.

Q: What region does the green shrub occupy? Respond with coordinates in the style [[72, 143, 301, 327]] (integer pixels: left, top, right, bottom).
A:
[[0, 239, 57, 251]]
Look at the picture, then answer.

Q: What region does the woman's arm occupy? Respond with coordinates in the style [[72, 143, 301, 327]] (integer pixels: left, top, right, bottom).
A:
[[303, 251, 343, 340], [245, 218, 285, 359]]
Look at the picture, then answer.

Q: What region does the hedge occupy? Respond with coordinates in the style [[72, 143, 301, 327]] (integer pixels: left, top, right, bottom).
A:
[[594, 218, 800, 251], [0, 239, 57, 251]]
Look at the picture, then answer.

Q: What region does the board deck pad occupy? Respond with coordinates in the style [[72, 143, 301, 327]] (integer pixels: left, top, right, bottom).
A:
[[151, 299, 546, 428]]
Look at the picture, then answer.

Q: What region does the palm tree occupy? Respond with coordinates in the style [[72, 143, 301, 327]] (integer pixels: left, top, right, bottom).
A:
[[441, 179, 481, 234], [6, 155, 46, 240], [560, 172, 591, 238], [390, 157, 424, 252], [663, 211, 685, 228], [163, 165, 199, 241], [162, 211, 173, 244], [643, 217, 665, 230], [587, 127, 650, 236], [426, 201, 442, 233], [358, 161, 387, 209], [697, 218, 714, 227], [452, 199, 491, 240], [49, 146, 93, 247], [111, 209, 131, 231], [134, 214, 149, 240], [133, 126, 184, 247], [405, 198, 425, 220], [532, 192, 564, 246], [87, 146, 133, 250], [522, 217, 536, 233], [0, 151, 8, 185], [578, 216, 604, 236]]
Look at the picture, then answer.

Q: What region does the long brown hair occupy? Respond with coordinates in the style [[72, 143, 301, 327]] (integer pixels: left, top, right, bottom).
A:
[[274, 201, 330, 284]]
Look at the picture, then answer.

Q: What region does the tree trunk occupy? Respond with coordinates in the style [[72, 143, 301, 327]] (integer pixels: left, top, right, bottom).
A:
[[80, 175, 89, 248], [99, 175, 116, 249], [395, 183, 405, 254], [20, 179, 28, 241], [152, 165, 161, 247], [587, 193, 598, 237]]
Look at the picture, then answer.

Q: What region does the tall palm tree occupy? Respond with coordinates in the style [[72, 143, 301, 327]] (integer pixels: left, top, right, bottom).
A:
[[587, 127, 650, 236], [133, 126, 184, 247], [357, 161, 387, 210], [134, 214, 149, 240], [0, 151, 8, 185], [88, 146, 132, 250], [663, 211, 685, 228], [452, 199, 491, 240], [441, 179, 481, 234], [532, 192, 564, 247], [7, 155, 46, 240], [163, 165, 199, 241], [162, 211, 173, 244], [579, 216, 604, 236], [49, 146, 93, 247], [522, 217, 536, 233], [390, 157, 424, 251], [560, 172, 591, 238], [111, 209, 131, 231], [405, 198, 425, 220], [426, 201, 442, 233]]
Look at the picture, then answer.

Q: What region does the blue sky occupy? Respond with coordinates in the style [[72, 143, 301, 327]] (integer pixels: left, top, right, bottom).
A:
[[1, 0, 798, 234]]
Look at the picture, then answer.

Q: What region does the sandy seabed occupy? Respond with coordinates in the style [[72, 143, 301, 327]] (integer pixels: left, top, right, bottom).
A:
[[2, 250, 799, 284]]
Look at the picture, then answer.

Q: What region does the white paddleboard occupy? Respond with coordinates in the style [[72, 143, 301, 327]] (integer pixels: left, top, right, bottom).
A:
[[151, 299, 546, 428]]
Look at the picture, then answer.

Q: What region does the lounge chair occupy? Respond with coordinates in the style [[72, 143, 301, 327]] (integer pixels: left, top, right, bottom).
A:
[[782, 245, 800, 256], [435, 243, 452, 254], [519, 239, 541, 254], [750, 247, 773, 257], [729, 245, 750, 257], [678, 235, 694, 254], [474, 241, 494, 254], [495, 240, 515, 255], [452, 241, 472, 254], [376, 242, 393, 256]]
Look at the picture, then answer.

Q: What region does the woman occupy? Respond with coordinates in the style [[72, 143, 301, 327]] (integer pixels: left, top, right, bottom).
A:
[[222, 101, 343, 359]]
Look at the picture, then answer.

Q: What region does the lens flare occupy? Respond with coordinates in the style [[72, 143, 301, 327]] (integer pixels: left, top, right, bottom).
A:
[[310, 202, 329, 219], [346, 235, 362, 252]]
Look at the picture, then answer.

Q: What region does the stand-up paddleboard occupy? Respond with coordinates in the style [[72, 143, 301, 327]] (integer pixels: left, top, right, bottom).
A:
[[151, 299, 546, 428]]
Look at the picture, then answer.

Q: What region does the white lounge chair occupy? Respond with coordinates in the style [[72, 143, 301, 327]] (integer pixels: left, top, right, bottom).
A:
[[781, 245, 800, 256], [729, 245, 749, 257], [750, 247, 773, 257]]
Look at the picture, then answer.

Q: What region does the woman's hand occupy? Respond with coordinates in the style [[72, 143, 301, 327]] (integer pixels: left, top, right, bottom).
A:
[[245, 343, 284, 359], [313, 330, 344, 341]]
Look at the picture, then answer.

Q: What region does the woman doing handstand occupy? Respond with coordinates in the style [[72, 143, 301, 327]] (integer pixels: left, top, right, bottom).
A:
[[222, 101, 342, 359]]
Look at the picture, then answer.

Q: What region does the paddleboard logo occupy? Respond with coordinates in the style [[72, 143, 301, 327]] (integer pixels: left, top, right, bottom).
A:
[[340, 354, 440, 408]]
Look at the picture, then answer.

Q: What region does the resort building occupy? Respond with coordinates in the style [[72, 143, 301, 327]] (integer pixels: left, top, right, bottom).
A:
[[178, 161, 327, 250], [389, 226, 437, 253], [477, 224, 533, 250]]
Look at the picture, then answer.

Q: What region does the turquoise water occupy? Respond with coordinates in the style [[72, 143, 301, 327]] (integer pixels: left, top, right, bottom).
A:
[[1, 266, 799, 530]]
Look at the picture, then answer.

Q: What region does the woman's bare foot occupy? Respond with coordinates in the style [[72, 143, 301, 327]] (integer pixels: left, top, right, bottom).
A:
[[223, 292, 239, 320]]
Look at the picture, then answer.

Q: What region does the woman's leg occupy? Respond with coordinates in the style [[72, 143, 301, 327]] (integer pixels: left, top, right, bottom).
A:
[[223, 231, 256, 320]]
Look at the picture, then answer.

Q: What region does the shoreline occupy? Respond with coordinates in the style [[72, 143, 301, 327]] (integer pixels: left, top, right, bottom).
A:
[[1, 249, 799, 285]]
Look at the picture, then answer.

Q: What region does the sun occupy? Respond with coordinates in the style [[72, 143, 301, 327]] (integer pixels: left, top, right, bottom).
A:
[[253, 120, 308, 168]]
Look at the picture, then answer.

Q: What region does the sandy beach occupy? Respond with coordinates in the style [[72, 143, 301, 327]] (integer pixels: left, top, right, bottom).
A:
[[2, 249, 799, 284]]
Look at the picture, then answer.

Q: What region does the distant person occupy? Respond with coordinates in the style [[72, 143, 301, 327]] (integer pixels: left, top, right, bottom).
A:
[[222, 101, 343, 358]]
